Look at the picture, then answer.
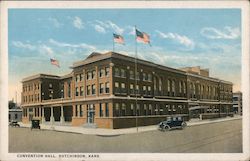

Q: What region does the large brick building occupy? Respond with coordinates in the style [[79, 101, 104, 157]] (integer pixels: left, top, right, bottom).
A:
[[21, 51, 233, 129]]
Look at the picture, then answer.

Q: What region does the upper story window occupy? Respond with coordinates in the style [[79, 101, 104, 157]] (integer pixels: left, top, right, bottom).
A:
[[76, 75, 80, 82], [130, 71, 134, 79], [105, 82, 110, 93], [99, 69, 105, 78], [115, 68, 120, 77], [179, 81, 182, 93], [87, 71, 92, 80], [49, 83, 53, 88], [143, 73, 147, 81], [92, 84, 96, 95], [172, 80, 175, 94], [159, 78, 162, 92], [105, 67, 110, 77], [87, 85, 91, 95], [80, 86, 84, 96], [136, 71, 140, 80], [148, 74, 152, 82], [92, 71, 96, 79], [100, 83, 104, 94], [80, 74, 83, 81], [75, 87, 79, 96], [121, 69, 126, 78]]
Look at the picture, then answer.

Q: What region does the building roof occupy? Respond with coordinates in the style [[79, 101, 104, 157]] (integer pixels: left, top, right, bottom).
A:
[[22, 74, 60, 82]]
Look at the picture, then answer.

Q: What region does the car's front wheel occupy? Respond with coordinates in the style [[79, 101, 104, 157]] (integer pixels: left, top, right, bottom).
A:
[[164, 125, 170, 131], [181, 122, 187, 128]]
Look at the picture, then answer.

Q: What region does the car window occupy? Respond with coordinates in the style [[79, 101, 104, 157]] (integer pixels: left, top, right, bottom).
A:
[[178, 117, 182, 121], [167, 117, 172, 121]]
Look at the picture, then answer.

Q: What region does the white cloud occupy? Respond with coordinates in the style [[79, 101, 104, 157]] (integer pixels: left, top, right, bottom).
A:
[[126, 26, 135, 35], [73, 16, 84, 29], [39, 45, 54, 57], [200, 26, 240, 39], [12, 41, 36, 50], [94, 25, 106, 33], [95, 20, 124, 34], [48, 17, 63, 28], [49, 39, 96, 50], [155, 30, 195, 49]]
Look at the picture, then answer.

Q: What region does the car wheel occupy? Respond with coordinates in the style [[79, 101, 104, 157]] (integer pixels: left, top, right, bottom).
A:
[[164, 125, 170, 131], [181, 122, 187, 128]]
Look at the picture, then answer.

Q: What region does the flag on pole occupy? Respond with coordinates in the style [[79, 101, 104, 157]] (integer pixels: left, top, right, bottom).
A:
[[136, 29, 151, 45], [113, 33, 125, 44], [50, 58, 60, 67]]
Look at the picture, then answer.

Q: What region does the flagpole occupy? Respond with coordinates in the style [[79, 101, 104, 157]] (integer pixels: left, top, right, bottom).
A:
[[134, 25, 138, 133], [113, 34, 115, 52]]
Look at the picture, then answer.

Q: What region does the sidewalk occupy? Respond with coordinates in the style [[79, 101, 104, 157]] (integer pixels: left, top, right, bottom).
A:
[[19, 115, 242, 136]]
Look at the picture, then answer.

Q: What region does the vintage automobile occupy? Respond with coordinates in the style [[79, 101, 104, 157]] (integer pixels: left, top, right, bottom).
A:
[[31, 119, 41, 130], [158, 116, 187, 131], [9, 121, 20, 127]]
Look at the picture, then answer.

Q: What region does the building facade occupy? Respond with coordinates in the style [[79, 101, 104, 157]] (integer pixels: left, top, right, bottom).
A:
[[233, 92, 242, 115], [21, 52, 233, 129]]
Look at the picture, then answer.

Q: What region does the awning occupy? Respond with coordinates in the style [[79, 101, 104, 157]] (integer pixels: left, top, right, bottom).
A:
[[189, 106, 209, 111]]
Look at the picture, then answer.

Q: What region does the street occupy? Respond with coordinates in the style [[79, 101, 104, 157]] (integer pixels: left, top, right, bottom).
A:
[[9, 119, 242, 153]]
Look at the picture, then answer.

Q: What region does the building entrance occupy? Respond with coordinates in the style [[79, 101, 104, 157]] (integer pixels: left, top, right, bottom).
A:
[[87, 104, 95, 123]]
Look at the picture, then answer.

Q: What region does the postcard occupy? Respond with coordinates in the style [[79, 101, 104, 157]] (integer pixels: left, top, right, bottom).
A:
[[0, 1, 249, 161]]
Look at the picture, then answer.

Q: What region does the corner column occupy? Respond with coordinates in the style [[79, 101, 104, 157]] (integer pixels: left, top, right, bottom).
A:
[[50, 106, 54, 124]]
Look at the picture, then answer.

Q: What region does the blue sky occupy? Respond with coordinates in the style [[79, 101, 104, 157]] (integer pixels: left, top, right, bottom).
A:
[[8, 9, 241, 102]]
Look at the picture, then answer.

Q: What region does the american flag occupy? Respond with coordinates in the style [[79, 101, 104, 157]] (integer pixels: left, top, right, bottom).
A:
[[50, 58, 60, 67], [136, 29, 150, 45], [113, 33, 125, 44]]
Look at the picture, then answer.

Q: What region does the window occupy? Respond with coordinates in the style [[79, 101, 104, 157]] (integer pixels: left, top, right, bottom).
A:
[[87, 72, 92, 80], [121, 83, 126, 93], [143, 73, 147, 81], [148, 86, 151, 92], [105, 67, 110, 77], [92, 84, 96, 95], [121, 69, 126, 77], [143, 104, 147, 115], [80, 105, 83, 117], [115, 82, 119, 93], [115, 68, 120, 77], [49, 83, 53, 88], [136, 71, 140, 80], [99, 103, 103, 117], [87, 86, 91, 95], [179, 81, 182, 93], [143, 85, 147, 94], [80, 86, 84, 96], [75, 105, 78, 117], [148, 74, 152, 82], [121, 103, 126, 116], [136, 104, 140, 116], [80, 74, 83, 81], [159, 78, 162, 92], [130, 84, 134, 94], [92, 71, 96, 79], [130, 70, 134, 79], [172, 80, 175, 95], [105, 82, 110, 93], [15, 114, 18, 119], [99, 69, 105, 78], [105, 103, 109, 117], [148, 104, 152, 115], [75, 87, 79, 96], [130, 104, 135, 116], [100, 83, 104, 94], [76, 75, 80, 82], [136, 85, 139, 94], [115, 103, 120, 117]]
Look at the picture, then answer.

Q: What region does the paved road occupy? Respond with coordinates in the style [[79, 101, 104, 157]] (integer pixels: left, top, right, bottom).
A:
[[9, 119, 242, 153]]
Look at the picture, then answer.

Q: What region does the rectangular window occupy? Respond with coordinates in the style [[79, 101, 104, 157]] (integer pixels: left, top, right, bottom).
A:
[[99, 103, 103, 117], [92, 84, 96, 95], [143, 104, 147, 115], [80, 105, 83, 117], [80, 86, 84, 96], [75, 87, 79, 96], [130, 104, 135, 116], [115, 103, 120, 117], [75, 105, 78, 117], [143, 73, 146, 81], [99, 69, 105, 78], [136, 85, 139, 94], [87, 85, 91, 95], [100, 83, 104, 94], [148, 73, 152, 82], [80, 74, 83, 81], [115, 82, 119, 93], [121, 103, 126, 116], [148, 104, 152, 115], [105, 82, 110, 93], [115, 68, 120, 77], [136, 71, 140, 80], [143, 85, 147, 95], [105, 67, 110, 77], [121, 83, 126, 93], [92, 71, 96, 79], [121, 69, 126, 77], [105, 103, 109, 117], [130, 84, 134, 94], [136, 104, 140, 116], [130, 70, 134, 79], [87, 72, 92, 80]]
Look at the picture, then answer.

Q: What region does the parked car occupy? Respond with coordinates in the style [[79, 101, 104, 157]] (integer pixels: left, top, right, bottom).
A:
[[31, 119, 40, 130], [9, 121, 20, 127], [158, 116, 187, 131]]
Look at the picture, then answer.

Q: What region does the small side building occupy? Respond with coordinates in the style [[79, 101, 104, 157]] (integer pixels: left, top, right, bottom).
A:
[[233, 91, 242, 115]]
